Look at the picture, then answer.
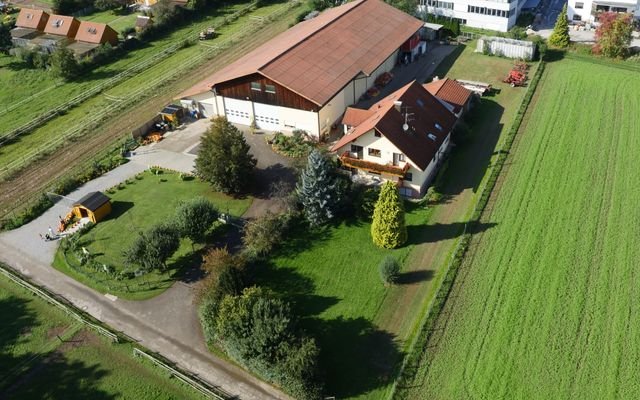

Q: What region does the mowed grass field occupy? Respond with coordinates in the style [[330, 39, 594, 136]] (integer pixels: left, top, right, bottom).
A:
[[404, 57, 640, 399], [0, 273, 206, 399]]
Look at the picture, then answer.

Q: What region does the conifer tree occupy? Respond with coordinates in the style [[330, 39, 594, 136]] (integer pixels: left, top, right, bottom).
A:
[[549, 4, 570, 48], [371, 181, 407, 249], [195, 117, 257, 194], [296, 149, 340, 226]]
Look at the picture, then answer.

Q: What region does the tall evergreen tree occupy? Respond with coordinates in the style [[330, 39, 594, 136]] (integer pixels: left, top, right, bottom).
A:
[[371, 181, 407, 249], [296, 149, 341, 226], [195, 117, 257, 195], [548, 4, 570, 48]]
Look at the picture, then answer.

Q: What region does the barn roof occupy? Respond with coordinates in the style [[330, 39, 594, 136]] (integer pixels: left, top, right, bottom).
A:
[[44, 14, 79, 37], [423, 78, 473, 114], [178, 0, 423, 106], [15, 8, 49, 30], [75, 21, 116, 44], [331, 80, 457, 171], [74, 191, 110, 211]]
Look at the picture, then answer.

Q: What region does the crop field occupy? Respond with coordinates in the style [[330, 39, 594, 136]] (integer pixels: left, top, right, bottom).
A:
[[0, 273, 206, 399], [403, 57, 640, 399], [0, 0, 302, 181]]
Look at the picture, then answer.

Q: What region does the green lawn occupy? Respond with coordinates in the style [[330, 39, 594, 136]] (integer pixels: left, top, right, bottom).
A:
[[53, 170, 252, 300], [0, 273, 206, 399], [77, 9, 139, 33], [404, 57, 640, 399], [254, 204, 432, 399]]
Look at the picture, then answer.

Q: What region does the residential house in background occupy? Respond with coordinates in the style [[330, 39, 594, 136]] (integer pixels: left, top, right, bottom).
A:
[[331, 80, 457, 198], [423, 77, 474, 117], [178, 0, 424, 140], [135, 15, 153, 32], [30, 14, 80, 52], [68, 21, 118, 57], [10, 8, 49, 47], [418, 0, 527, 32], [567, 0, 639, 23]]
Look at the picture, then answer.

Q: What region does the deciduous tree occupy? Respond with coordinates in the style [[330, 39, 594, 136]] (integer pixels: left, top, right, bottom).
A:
[[296, 149, 342, 226], [548, 4, 570, 48], [379, 255, 400, 285], [593, 12, 633, 58], [195, 117, 257, 195], [50, 46, 80, 80], [371, 181, 407, 249], [175, 197, 218, 246], [123, 223, 180, 272]]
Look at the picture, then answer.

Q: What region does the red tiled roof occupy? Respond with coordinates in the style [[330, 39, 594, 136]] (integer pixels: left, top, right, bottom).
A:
[[75, 21, 117, 44], [331, 80, 457, 171], [44, 15, 80, 37], [342, 107, 374, 127], [423, 78, 472, 114], [15, 8, 49, 30], [178, 0, 423, 105]]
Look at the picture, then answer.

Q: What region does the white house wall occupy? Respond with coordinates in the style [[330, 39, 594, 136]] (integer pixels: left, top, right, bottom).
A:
[[418, 1, 521, 32], [335, 129, 452, 197]]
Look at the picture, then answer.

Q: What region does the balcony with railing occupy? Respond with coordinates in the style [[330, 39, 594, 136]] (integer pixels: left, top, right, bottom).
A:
[[339, 152, 410, 177]]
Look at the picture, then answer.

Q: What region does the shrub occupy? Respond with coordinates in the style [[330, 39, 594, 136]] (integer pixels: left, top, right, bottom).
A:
[[174, 197, 218, 245], [269, 131, 314, 158], [242, 211, 289, 258], [379, 255, 400, 285]]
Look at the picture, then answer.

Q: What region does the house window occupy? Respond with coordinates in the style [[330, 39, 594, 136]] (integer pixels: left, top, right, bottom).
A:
[[250, 82, 262, 91], [399, 187, 412, 197], [265, 84, 276, 94], [398, 154, 405, 161], [573, 14, 582, 20], [374, 131, 381, 137], [404, 172, 413, 182], [368, 148, 381, 157], [575, 2, 583, 8]]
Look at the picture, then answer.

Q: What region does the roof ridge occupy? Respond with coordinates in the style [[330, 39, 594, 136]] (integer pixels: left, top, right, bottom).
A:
[[258, 0, 367, 71]]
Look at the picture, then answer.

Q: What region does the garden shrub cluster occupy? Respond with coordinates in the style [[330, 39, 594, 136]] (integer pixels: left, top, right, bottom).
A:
[[269, 130, 314, 158]]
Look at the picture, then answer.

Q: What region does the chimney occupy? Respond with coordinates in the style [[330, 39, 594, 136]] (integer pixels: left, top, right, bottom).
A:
[[393, 100, 402, 113], [432, 76, 439, 82]]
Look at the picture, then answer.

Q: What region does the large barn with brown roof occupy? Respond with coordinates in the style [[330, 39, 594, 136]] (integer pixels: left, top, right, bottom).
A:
[[179, 0, 424, 139]]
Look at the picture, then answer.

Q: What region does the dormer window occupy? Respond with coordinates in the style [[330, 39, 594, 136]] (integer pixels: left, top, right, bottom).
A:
[[26, 13, 33, 19], [435, 123, 442, 131], [88, 27, 97, 34], [427, 133, 437, 141], [52, 19, 63, 27]]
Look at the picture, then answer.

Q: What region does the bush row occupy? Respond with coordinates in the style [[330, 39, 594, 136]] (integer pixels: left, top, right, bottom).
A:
[[390, 60, 547, 399]]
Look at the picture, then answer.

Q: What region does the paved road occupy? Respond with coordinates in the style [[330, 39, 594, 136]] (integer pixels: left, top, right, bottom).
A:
[[0, 142, 290, 400]]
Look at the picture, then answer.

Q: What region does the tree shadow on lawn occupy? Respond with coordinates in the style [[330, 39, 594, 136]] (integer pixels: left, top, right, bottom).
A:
[[396, 269, 434, 285], [405, 221, 497, 246], [428, 44, 465, 81], [439, 99, 505, 196], [250, 163, 297, 200], [0, 297, 114, 399], [305, 316, 402, 399]]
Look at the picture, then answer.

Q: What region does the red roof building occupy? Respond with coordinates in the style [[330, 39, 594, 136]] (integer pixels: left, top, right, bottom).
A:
[[423, 77, 474, 116], [179, 0, 423, 139], [331, 80, 458, 197]]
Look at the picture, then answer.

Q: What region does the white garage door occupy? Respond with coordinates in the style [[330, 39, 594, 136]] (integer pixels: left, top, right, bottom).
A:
[[253, 103, 281, 131], [224, 98, 252, 126], [199, 101, 215, 118]]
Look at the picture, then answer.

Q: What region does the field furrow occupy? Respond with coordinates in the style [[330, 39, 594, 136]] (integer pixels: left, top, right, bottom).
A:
[[406, 58, 640, 399]]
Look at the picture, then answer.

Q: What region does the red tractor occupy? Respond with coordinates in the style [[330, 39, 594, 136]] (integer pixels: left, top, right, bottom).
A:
[[503, 70, 527, 87]]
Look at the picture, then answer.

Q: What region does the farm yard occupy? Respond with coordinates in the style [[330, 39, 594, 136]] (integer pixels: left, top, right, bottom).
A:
[[0, 0, 306, 220], [53, 169, 251, 300], [0, 273, 206, 399], [402, 57, 640, 399], [248, 42, 536, 399]]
